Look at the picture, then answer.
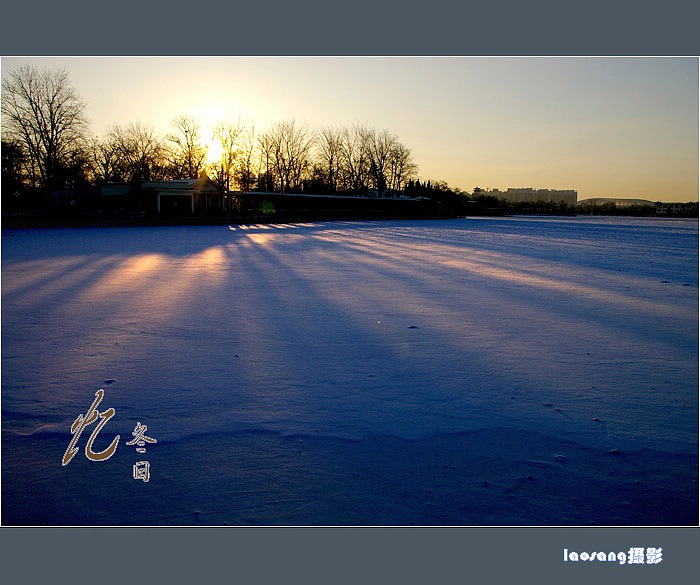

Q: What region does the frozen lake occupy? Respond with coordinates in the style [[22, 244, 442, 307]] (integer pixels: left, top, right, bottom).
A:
[[1, 216, 697, 525]]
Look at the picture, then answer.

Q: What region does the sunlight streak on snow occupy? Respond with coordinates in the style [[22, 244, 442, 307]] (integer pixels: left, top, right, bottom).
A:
[[80, 253, 167, 300], [245, 232, 277, 246], [311, 229, 691, 322]]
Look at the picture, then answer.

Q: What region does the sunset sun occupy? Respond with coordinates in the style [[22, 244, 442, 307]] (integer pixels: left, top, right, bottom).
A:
[[205, 134, 224, 165]]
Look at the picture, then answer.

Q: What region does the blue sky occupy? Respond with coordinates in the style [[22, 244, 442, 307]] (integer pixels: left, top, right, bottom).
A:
[[2, 56, 697, 201]]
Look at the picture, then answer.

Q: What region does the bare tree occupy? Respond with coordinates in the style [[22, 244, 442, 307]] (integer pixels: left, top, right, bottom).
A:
[[1, 65, 88, 192], [367, 128, 398, 195], [1, 138, 28, 207], [108, 122, 165, 182], [165, 115, 208, 179], [263, 119, 314, 193], [387, 141, 418, 193], [88, 136, 123, 184], [257, 130, 276, 192], [315, 125, 344, 193], [208, 117, 246, 195], [235, 121, 258, 192], [339, 123, 372, 194]]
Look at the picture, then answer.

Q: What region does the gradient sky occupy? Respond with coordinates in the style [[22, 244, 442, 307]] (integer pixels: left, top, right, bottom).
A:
[[2, 56, 698, 201]]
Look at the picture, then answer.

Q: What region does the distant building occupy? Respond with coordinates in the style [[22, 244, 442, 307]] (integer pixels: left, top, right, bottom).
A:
[[487, 187, 578, 205], [577, 198, 655, 208], [141, 179, 219, 215], [101, 178, 219, 216], [576, 198, 697, 217], [655, 202, 698, 217]]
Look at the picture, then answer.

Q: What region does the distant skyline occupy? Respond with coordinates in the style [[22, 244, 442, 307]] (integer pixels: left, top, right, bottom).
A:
[[1, 56, 698, 202]]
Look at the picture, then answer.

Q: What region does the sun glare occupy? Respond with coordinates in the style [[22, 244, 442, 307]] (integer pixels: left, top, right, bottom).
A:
[[189, 112, 225, 166], [205, 136, 224, 165]]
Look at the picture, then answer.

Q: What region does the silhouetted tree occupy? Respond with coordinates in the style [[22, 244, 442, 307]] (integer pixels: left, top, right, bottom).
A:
[[88, 136, 123, 184], [262, 119, 314, 193], [108, 122, 165, 182], [339, 123, 372, 194], [235, 121, 258, 192], [57, 145, 91, 191], [367, 128, 397, 195], [165, 115, 208, 179], [315, 125, 344, 193], [1, 138, 28, 211], [208, 117, 245, 195], [257, 130, 276, 192], [387, 141, 417, 193], [1, 65, 88, 193]]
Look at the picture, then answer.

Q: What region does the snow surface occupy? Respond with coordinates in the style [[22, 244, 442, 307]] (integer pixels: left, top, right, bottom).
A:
[[1, 216, 697, 525]]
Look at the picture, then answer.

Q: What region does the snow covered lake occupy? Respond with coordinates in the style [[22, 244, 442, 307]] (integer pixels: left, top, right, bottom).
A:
[[2, 216, 697, 525]]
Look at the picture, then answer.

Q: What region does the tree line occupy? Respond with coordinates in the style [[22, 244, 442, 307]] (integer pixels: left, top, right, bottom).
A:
[[2, 65, 425, 214], [7, 65, 677, 221]]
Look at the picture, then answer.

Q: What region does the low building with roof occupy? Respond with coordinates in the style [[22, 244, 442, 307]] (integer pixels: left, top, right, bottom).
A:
[[101, 178, 219, 216]]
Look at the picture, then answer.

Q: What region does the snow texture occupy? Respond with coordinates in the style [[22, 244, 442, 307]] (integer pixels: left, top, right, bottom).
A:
[[1, 216, 697, 525]]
